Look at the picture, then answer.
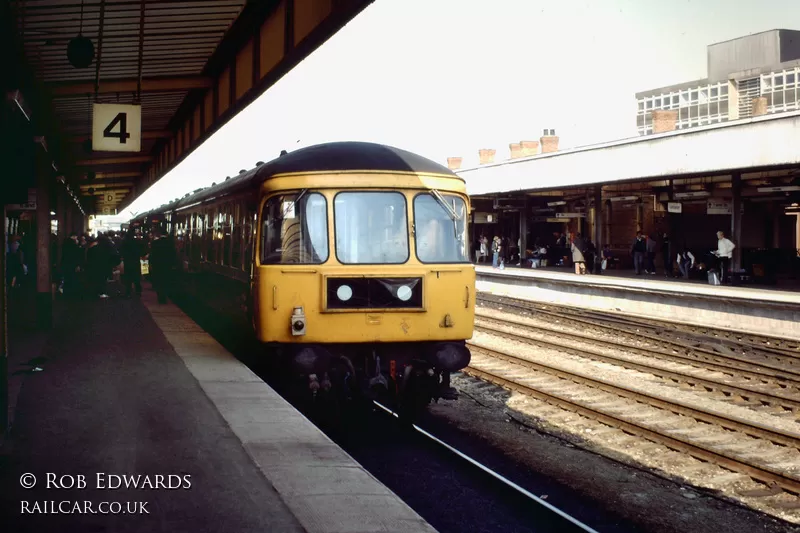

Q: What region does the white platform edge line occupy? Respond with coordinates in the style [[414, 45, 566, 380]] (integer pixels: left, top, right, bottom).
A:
[[139, 291, 438, 533], [475, 266, 800, 307]]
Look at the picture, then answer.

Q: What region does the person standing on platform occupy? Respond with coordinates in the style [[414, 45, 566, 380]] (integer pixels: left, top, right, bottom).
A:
[[85, 237, 109, 299], [149, 229, 176, 304], [714, 231, 736, 284], [645, 233, 658, 274], [631, 231, 646, 275], [491, 236, 502, 269], [661, 233, 672, 277], [120, 229, 144, 298], [677, 248, 695, 279], [60, 233, 82, 298], [571, 233, 588, 275]]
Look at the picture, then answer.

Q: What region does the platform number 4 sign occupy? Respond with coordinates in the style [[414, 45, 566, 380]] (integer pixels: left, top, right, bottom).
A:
[[92, 103, 142, 153]]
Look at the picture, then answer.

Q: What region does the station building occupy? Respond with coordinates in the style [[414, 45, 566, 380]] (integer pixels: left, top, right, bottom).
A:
[[450, 112, 800, 286], [636, 29, 800, 135]]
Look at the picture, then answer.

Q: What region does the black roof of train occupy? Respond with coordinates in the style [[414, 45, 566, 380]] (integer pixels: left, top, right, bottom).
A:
[[133, 142, 459, 220]]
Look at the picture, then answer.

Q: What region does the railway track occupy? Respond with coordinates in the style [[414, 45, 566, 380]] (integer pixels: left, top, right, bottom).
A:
[[373, 401, 600, 533], [477, 293, 800, 368], [464, 340, 800, 502], [474, 311, 800, 419]]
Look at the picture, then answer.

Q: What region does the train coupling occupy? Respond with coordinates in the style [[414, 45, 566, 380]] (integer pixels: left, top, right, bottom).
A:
[[368, 355, 389, 391]]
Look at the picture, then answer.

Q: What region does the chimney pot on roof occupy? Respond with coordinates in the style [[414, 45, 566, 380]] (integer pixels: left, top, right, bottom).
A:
[[540, 130, 559, 154], [478, 148, 496, 165], [447, 157, 462, 170], [520, 140, 539, 157], [509, 143, 523, 159], [651, 110, 678, 133], [751, 96, 768, 117]]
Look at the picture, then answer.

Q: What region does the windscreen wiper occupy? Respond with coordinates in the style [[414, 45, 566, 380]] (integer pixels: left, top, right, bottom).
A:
[[430, 189, 458, 221], [281, 189, 308, 218]]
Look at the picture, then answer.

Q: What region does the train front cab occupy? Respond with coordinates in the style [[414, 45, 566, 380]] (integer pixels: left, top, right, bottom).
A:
[[250, 172, 475, 398]]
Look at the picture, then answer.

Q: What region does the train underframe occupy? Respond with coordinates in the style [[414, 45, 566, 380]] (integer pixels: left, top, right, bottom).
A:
[[272, 340, 472, 416]]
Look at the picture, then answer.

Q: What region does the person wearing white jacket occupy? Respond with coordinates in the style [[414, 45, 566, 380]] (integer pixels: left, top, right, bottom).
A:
[[714, 231, 736, 283]]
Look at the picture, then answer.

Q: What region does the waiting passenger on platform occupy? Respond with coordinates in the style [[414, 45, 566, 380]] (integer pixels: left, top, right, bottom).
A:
[[713, 231, 736, 284], [491, 236, 502, 268], [6, 236, 26, 289], [661, 233, 672, 277], [677, 249, 696, 279], [85, 237, 109, 299], [120, 229, 145, 298], [571, 233, 588, 275], [478, 234, 488, 263], [60, 233, 83, 298], [631, 231, 647, 274], [645, 234, 658, 274]]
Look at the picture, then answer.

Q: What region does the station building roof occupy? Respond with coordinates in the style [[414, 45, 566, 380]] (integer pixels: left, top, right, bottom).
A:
[[459, 110, 800, 198], [4, 0, 373, 215]]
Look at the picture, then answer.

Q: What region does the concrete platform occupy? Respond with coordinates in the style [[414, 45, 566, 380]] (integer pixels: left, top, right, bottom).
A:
[[0, 286, 435, 533], [476, 265, 800, 342]]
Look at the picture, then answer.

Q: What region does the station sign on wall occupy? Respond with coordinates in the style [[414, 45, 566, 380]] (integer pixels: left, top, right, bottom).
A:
[[473, 212, 498, 224], [707, 198, 732, 215], [556, 212, 586, 218], [667, 202, 682, 213], [92, 103, 142, 152], [6, 188, 37, 211]]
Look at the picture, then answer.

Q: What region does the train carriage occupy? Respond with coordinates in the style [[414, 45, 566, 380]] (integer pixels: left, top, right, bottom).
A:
[[132, 142, 475, 412]]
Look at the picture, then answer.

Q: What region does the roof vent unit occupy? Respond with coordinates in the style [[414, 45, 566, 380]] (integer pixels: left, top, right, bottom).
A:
[[255, 161, 264, 167], [225, 176, 230, 181], [239, 169, 246, 174]]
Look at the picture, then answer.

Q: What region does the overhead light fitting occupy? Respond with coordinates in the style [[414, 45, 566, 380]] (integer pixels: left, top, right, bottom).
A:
[[547, 200, 567, 206], [7, 90, 31, 121]]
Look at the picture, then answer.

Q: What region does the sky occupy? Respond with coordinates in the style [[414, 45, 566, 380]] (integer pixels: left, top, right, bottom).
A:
[[119, 0, 800, 218]]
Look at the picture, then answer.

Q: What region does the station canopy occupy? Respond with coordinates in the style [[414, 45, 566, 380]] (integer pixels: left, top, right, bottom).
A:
[[6, 0, 372, 215]]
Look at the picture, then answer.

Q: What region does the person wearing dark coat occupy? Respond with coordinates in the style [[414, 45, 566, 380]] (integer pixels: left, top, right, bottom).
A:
[[120, 230, 144, 298], [85, 237, 109, 298], [149, 230, 176, 304], [61, 233, 83, 298]]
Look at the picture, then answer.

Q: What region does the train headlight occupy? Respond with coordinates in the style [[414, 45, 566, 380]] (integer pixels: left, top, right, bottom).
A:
[[336, 285, 353, 302], [396, 285, 412, 302]]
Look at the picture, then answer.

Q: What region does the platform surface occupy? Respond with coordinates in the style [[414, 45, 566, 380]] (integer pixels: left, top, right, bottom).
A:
[[476, 265, 800, 306], [0, 286, 435, 533]]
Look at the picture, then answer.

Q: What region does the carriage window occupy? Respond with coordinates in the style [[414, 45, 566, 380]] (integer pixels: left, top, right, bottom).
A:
[[334, 192, 408, 264], [413, 193, 469, 263], [260, 192, 328, 264]]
